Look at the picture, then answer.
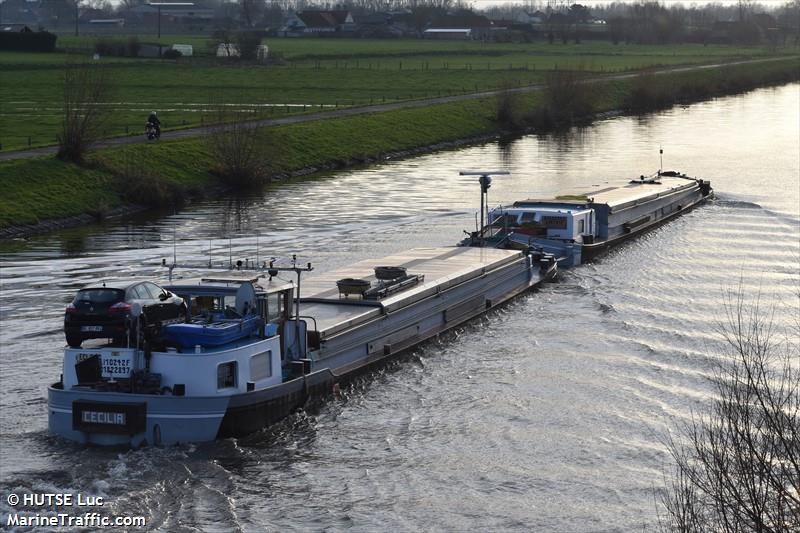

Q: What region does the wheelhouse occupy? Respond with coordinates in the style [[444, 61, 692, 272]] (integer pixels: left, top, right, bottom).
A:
[[487, 205, 596, 243], [166, 275, 294, 326]]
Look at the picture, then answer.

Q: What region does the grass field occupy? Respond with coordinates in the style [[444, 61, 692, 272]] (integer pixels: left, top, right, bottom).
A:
[[1, 37, 794, 151], [1, 56, 797, 231]]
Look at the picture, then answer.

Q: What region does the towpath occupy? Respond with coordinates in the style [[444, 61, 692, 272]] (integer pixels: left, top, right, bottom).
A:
[[0, 56, 793, 163]]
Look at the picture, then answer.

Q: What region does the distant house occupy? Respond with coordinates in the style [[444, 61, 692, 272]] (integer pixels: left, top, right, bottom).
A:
[[1, 0, 40, 26], [353, 11, 404, 38], [386, 11, 418, 36], [429, 13, 493, 39], [79, 8, 111, 23], [280, 10, 355, 36], [751, 13, 777, 31], [516, 10, 546, 25], [488, 19, 535, 42], [423, 28, 472, 40], [126, 4, 214, 28], [88, 19, 125, 28]]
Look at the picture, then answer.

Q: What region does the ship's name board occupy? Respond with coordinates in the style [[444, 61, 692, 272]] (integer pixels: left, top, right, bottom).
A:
[[81, 410, 126, 426], [72, 401, 146, 435]]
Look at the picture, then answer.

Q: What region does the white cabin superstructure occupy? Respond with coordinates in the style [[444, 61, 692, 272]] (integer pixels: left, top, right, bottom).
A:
[[468, 172, 712, 265]]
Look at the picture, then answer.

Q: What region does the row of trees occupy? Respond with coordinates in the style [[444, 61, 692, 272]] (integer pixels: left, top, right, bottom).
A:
[[57, 1, 800, 35], [487, 1, 799, 45]]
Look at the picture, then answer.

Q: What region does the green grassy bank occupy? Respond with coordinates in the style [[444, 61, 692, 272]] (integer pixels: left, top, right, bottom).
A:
[[1, 39, 793, 151], [0, 57, 797, 235]]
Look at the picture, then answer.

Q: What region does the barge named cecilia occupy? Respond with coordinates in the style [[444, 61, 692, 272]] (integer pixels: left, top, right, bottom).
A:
[[49, 244, 557, 446]]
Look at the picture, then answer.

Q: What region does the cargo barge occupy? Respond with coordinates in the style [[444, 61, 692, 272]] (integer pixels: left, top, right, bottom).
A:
[[462, 171, 713, 266], [48, 246, 557, 446]]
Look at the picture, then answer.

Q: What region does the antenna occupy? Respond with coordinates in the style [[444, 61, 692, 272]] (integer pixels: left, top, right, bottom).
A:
[[659, 146, 663, 176], [460, 170, 510, 247], [263, 255, 314, 360]]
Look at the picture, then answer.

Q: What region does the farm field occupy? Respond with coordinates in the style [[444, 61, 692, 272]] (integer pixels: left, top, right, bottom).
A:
[[0, 55, 797, 231], [0, 37, 794, 151]]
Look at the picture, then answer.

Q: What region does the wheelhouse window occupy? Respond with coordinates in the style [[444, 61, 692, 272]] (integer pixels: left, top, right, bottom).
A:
[[490, 214, 519, 228], [217, 362, 237, 389], [250, 351, 272, 381], [540, 216, 568, 229], [577, 219, 585, 233], [266, 293, 283, 322]]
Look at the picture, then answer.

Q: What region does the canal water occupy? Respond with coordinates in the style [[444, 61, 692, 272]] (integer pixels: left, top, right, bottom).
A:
[[1, 84, 798, 531]]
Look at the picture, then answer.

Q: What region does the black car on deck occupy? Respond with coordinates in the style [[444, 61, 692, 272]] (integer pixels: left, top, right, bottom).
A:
[[64, 280, 186, 348]]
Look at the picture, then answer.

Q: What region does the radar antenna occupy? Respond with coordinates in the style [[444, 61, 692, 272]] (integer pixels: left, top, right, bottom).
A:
[[459, 170, 510, 247]]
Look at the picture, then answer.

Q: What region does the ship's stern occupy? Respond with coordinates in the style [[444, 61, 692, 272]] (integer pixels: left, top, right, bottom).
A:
[[48, 383, 229, 446]]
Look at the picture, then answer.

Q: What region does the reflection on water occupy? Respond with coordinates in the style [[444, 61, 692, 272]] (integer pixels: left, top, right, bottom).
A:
[[0, 83, 798, 532]]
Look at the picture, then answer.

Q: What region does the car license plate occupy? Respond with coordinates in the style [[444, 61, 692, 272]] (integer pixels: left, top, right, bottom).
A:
[[81, 325, 103, 332]]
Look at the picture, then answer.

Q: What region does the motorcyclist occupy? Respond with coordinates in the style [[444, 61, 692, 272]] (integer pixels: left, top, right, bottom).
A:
[[146, 111, 161, 136]]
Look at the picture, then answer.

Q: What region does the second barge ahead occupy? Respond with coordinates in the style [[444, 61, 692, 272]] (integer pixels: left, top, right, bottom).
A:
[[462, 171, 713, 266]]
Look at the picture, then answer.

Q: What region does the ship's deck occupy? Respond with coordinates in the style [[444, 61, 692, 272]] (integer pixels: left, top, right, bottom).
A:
[[516, 175, 699, 211], [587, 176, 698, 210], [299, 247, 523, 338]]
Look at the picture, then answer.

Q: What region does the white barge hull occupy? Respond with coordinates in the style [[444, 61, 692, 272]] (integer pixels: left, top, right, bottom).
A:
[[48, 247, 556, 446]]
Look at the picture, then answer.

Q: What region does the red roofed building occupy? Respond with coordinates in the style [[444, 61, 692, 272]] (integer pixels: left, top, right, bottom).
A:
[[281, 10, 355, 36]]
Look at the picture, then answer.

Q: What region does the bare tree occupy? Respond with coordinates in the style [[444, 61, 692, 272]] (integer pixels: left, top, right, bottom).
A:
[[208, 106, 271, 188], [240, 0, 265, 27], [56, 61, 112, 163], [495, 82, 524, 130], [659, 287, 800, 532]]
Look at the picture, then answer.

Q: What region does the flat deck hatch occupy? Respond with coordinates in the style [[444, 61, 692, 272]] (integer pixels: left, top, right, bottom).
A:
[[513, 176, 698, 211], [300, 247, 524, 339]]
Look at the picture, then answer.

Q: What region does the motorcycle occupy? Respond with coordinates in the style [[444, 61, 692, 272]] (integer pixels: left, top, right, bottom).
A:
[[145, 121, 161, 140]]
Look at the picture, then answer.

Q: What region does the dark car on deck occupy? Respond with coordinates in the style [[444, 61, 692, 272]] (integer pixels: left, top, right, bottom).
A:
[[64, 280, 186, 347]]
